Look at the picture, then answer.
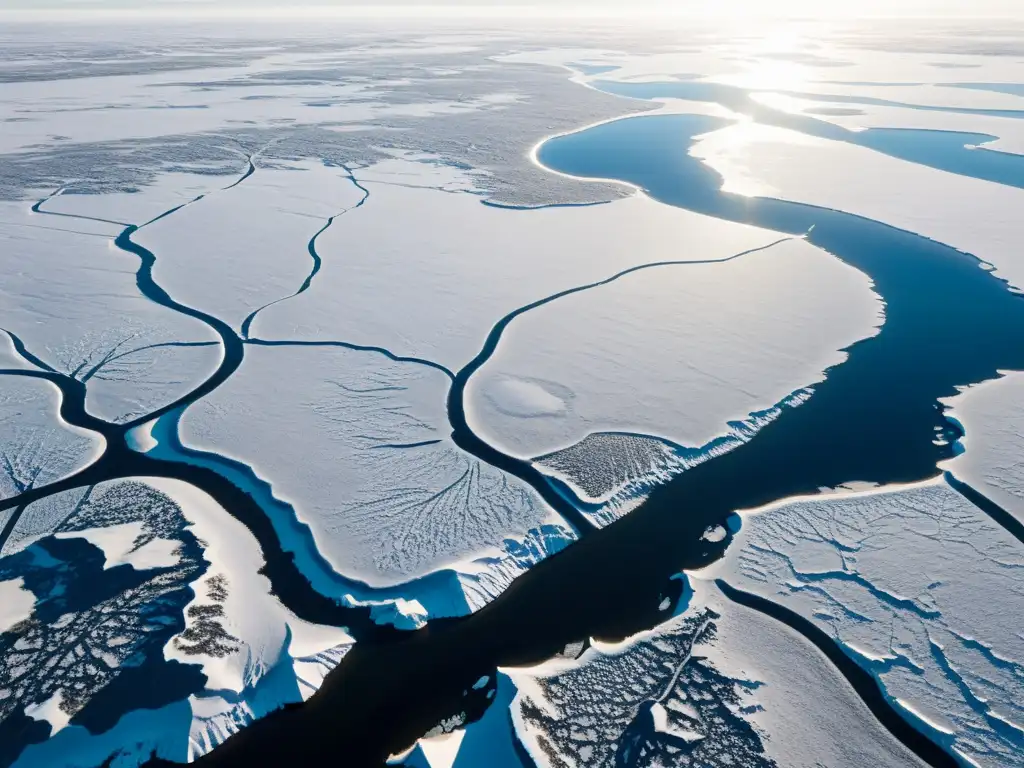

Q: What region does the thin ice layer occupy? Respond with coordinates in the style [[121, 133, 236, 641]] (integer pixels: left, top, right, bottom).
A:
[[711, 479, 1024, 768], [942, 371, 1024, 526], [465, 237, 881, 461]]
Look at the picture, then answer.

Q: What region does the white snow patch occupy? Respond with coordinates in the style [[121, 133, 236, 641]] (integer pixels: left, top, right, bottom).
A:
[[0, 578, 36, 632], [55, 522, 180, 571], [25, 690, 72, 736], [177, 342, 557, 598]]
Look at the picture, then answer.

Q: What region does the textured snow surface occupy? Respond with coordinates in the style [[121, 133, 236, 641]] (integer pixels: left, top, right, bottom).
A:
[[179, 342, 561, 593], [711, 479, 1024, 768], [137, 160, 368, 333], [42, 170, 235, 227], [943, 372, 1024, 526], [465, 236, 881, 459], [691, 122, 1024, 292], [0, 201, 221, 423], [2, 477, 353, 768], [507, 579, 923, 768], [534, 390, 814, 528], [0, 376, 103, 503], [252, 160, 784, 369]]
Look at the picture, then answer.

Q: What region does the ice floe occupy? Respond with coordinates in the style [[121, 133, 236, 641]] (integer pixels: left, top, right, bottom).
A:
[[708, 478, 1024, 768], [174, 341, 569, 615], [0, 376, 103, 504], [464, 236, 882, 499], [250, 158, 788, 370], [136, 159, 368, 333], [942, 371, 1024, 527], [0, 202, 221, 423]]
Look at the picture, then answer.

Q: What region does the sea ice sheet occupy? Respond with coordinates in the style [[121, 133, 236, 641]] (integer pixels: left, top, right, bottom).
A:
[[0, 203, 221, 423], [709, 479, 1024, 768], [0, 376, 103, 503], [942, 371, 1024, 526], [252, 158, 796, 371], [464, 237, 882, 461], [178, 342, 560, 594]]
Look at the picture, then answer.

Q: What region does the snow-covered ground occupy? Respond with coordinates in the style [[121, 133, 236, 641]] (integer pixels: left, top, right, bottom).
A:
[[464, 236, 882, 514], [943, 371, 1024, 526], [0, 376, 103, 504], [707, 479, 1024, 768], [249, 158, 786, 369], [172, 341, 571, 616], [0, 201, 221, 424]]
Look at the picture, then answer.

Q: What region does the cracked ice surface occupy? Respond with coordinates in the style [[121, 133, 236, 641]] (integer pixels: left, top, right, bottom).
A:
[[465, 236, 882, 484], [710, 479, 1024, 768], [136, 159, 368, 333], [510, 607, 777, 768], [0, 377, 103, 503], [691, 121, 1024, 292], [507, 579, 923, 768], [943, 371, 1024, 526], [2, 477, 351, 768], [253, 159, 789, 370], [178, 342, 566, 601], [0, 203, 221, 424]]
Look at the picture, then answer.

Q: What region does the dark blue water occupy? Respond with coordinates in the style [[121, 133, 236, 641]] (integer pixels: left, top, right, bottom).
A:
[[534, 112, 1024, 763], [539, 112, 1024, 496], [593, 80, 1024, 188]]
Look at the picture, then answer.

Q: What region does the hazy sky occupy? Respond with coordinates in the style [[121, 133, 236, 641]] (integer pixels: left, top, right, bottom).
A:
[[4, 0, 1024, 19]]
